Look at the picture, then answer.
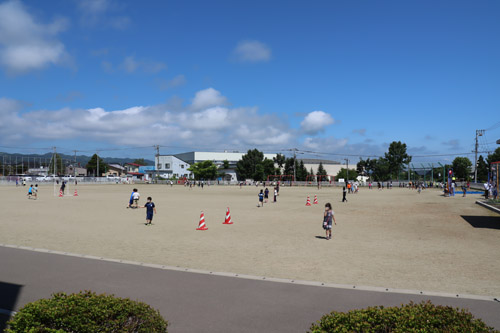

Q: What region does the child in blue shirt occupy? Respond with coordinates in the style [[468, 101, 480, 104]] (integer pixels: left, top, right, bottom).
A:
[[258, 190, 264, 207], [140, 197, 157, 225]]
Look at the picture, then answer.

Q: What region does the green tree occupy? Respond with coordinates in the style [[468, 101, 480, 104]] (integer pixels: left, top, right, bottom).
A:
[[86, 154, 107, 176], [273, 153, 286, 171], [133, 158, 146, 166], [476, 155, 488, 182], [49, 153, 65, 175], [236, 149, 265, 180], [283, 157, 295, 176], [336, 168, 359, 182], [384, 141, 412, 179], [296, 160, 308, 181], [372, 157, 390, 181], [222, 159, 230, 169], [316, 162, 327, 176], [452, 156, 472, 180], [188, 160, 218, 180], [487, 147, 500, 165]]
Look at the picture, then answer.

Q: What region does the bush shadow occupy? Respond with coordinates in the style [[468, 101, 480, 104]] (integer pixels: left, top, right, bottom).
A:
[[461, 215, 500, 230]]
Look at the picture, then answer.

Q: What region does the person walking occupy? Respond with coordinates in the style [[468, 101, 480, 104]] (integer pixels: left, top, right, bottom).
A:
[[258, 189, 264, 207], [342, 186, 347, 202], [322, 202, 336, 240], [140, 197, 157, 225]]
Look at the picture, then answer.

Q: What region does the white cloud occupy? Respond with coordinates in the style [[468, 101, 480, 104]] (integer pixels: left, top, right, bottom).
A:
[[0, 88, 293, 149], [300, 111, 334, 135], [158, 74, 187, 90], [120, 56, 166, 74], [232, 40, 271, 63], [78, 0, 130, 29], [0, 0, 68, 73], [191, 88, 228, 110]]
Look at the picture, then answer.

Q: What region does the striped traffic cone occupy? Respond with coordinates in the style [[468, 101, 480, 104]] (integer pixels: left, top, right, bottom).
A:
[[59, 189, 63, 197], [73, 189, 79, 196], [313, 195, 318, 204], [305, 196, 311, 206], [223, 207, 233, 224], [196, 211, 208, 230]]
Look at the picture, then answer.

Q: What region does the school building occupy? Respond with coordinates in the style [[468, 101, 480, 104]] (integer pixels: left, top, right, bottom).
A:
[[154, 155, 191, 179]]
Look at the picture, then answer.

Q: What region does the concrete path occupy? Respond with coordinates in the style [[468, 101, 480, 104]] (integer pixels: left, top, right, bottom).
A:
[[1, 245, 499, 332]]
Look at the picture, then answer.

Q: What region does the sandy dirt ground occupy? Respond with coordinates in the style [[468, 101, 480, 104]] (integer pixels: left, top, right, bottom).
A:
[[1, 183, 499, 296]]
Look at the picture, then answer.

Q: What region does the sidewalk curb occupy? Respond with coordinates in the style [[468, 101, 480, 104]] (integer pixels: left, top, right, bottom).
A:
[[476, 200, 500, 214], [1, 243, 499, 303]]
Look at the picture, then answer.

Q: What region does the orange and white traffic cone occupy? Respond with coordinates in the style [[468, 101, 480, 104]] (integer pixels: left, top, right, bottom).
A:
[[196, 211, 208, 230], [59, 189, 63, 197], [223, 207, 233, 225], [73, 189, 78, 196], [305, 196, 311, 206], [313, 195, 318, 204]]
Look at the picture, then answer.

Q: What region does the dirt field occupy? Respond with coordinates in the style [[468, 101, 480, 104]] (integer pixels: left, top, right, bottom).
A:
[[1, 183, 499, 296]]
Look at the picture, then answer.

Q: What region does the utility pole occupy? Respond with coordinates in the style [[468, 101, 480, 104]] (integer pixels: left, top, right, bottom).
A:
[[96, 150, 99, 178], [344, 158, 349, 183], [155, 145, 160, 184], [474, 129, 485, 183]]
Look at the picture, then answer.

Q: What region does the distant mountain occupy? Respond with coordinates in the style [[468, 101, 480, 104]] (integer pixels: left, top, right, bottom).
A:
[[0, 152, 154, 166]]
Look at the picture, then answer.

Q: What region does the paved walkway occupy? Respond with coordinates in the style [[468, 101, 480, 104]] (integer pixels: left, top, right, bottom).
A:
[[1, 245, 499, 332]]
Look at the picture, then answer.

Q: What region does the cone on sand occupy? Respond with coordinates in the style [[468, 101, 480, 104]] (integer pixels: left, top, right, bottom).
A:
[[196, 211, 208, 230], [73, 189, 79, 196], [313, 195, 318, 204], [305, 196, 311, 206], [223, 207, 233, 224], [58, 189, 63, 197]]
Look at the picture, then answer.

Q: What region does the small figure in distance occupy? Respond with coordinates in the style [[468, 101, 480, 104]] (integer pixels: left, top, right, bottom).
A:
[[264, 187, 269, 203], [258, 189, 264, 207], [132, 188, 140, 208], [322, 202, 336, 240], [33, 184, 38, 200], [27, 184, 33, 199], [140, 197, 156, 225], [342, 186, 347, 202]]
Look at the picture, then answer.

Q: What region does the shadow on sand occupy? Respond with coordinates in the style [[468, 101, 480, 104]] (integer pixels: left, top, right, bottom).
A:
[[461, 215, 500, 230], [315, 236, 328, 240]]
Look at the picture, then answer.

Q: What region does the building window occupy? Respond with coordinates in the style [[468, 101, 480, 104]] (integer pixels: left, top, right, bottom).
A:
[[181, 165, 184, 169], [165, 163, 170, 169]]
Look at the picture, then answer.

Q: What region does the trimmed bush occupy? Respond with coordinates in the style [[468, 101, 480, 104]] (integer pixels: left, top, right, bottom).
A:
[[6, 291, 168, 332], [309, 301, 496, 332]]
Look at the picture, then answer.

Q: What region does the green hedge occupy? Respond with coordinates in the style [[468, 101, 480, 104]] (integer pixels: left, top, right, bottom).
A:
[[309, 301, 496, 332], [6, 291, 168, 332]]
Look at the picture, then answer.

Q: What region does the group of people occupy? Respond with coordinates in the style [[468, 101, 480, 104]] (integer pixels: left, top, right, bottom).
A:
[[257, 186, 279, 207], [484, 182, 498, 200], [27, 184, 38, 199], [126, 188, 157, 225]]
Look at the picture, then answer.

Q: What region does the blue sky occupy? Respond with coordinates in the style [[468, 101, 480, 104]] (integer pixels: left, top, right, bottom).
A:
[[0, 0, 499, 162]]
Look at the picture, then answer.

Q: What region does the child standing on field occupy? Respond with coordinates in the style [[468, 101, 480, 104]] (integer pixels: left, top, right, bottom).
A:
[[140, 197, 156, 225], [322, 202, 336, 240], [258, 189, 264, 207], [342, 186, 347, 202], [273, 187, 277, 203], [264, 188, 269, 203]]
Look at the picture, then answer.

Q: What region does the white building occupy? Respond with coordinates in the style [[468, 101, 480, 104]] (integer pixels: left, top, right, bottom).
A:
[[174, 151, 277, 182], [155, 155, 191, 179], [174, 151, 277, 167], [300, 158, 356, 180]]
